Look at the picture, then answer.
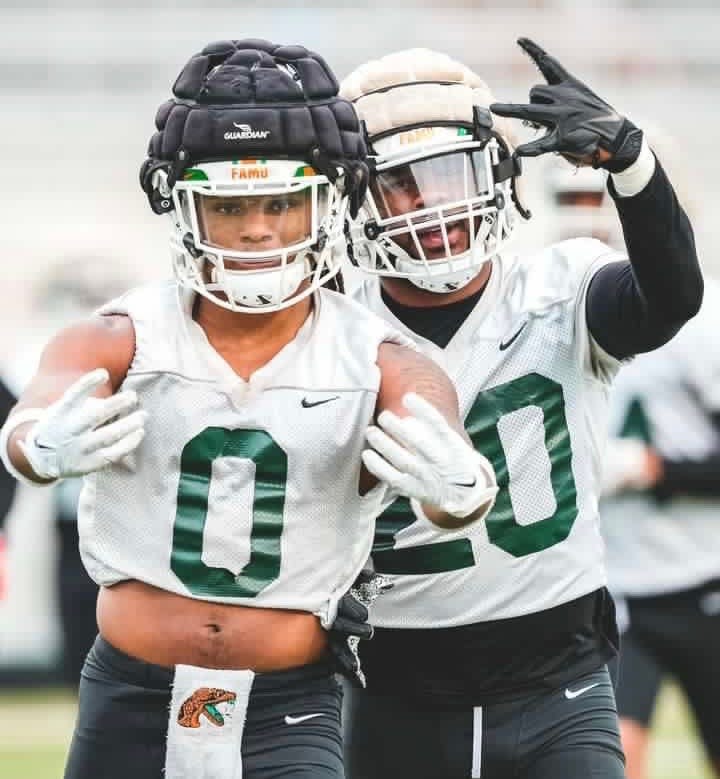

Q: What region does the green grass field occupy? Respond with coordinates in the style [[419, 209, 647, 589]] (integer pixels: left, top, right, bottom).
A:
[[0, 683, 713, 778]]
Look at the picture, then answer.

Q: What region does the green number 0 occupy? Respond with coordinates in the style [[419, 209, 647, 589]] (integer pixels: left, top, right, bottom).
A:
[[373, 373, 579, 573], [170, 427, 288, 598]]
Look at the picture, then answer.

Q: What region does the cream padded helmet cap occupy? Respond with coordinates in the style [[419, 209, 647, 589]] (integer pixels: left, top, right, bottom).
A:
[[340, 48, 513, 146]]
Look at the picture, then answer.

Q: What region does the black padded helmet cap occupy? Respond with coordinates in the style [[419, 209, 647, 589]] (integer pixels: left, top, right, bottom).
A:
[[140, 39, 368, 216]]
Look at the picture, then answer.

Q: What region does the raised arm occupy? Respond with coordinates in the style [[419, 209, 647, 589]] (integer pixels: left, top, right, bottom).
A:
[[0, 315, 141, 485], [365, 341, 497, 529], [492, 37, 702, 359]]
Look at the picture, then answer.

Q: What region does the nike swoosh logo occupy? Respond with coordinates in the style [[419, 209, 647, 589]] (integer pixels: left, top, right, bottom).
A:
[[284, 713, 325, 725], [451, 477, 477, 488], [499, 322, 527, 351], [301, 396, 340, 409], [565, 682, 600, 699]]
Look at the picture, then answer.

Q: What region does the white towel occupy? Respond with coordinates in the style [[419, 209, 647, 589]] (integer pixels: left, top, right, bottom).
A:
[[165, 664, 255, 779]]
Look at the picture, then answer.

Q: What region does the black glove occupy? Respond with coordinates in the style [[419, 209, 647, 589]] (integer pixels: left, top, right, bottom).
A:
[[491, 38, 643, 173], [327, 569, 393, 688]]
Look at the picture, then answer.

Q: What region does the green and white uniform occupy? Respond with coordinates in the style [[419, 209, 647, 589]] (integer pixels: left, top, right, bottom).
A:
[[353, 238, 623, 628], [78, 281, 403, 627]]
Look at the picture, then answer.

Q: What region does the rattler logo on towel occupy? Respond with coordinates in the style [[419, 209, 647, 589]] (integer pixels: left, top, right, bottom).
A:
[[177, 687, 237, 728]]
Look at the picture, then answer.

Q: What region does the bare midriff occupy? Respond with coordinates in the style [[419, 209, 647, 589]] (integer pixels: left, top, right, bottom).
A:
[[97, 580, 328, 671]]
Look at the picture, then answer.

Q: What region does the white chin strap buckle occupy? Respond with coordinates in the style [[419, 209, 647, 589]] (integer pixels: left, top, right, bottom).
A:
[[208, 256, 308, 308]]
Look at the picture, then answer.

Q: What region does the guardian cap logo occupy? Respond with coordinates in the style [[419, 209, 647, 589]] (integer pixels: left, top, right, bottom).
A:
[[224, 123, 272, 141]]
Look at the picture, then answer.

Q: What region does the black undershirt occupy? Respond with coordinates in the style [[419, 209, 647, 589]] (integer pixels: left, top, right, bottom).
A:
[[380, 285, 486, 348]]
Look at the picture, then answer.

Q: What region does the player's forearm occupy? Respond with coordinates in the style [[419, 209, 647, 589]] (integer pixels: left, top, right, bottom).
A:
[[420, 494, 496, 529], [585, 151, 702, 359], [655, 453, 720, 500]]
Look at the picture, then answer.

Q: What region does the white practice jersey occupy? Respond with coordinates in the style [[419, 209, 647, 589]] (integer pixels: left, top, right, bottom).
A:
[[79, 281, 405, 627], [601, 278, 720, 597], [354, 238, 623, 628]]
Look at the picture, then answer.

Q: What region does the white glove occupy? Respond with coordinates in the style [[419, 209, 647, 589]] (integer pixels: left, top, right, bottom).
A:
[[362, 393, 498, 519], [19, 368, 146, 480]]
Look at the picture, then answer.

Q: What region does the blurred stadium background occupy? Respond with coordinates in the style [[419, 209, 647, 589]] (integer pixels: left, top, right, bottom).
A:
[[0, 1, 718, 777]]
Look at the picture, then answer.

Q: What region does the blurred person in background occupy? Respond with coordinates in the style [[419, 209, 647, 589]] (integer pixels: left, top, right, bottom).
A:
[[0, 39, 498, 779], [549, 132, 720, 779], [338, 38, 701, 779]]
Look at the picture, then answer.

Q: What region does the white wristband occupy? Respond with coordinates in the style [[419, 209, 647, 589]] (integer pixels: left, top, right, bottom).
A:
[[0, 408, 55, 487], [611, 137, 655, 198]]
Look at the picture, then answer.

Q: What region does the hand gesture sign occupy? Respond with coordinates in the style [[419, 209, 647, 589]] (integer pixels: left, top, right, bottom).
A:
[[491, 38, 643, 172]]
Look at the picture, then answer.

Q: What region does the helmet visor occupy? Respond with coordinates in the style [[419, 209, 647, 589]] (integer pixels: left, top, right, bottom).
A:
[[369, 149, 493, 260], [193, 188, 315, 257]]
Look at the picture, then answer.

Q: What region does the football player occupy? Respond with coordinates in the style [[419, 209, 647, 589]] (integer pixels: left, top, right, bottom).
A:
[[551, 136, 720, 779], [339, 39, 702, 779], [602, 281, 720, 779], [0, 40, 497, 779]]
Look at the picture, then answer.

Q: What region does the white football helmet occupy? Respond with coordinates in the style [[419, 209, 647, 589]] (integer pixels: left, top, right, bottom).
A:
[[156, 158, 348, 312], [341, 49, 527, 294]]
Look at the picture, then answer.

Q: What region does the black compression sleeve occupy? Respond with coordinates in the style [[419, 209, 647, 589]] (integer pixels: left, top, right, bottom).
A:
[[654, 411, 720, 500], [655, 454, 720, 500], [585, 156, 702, 359]]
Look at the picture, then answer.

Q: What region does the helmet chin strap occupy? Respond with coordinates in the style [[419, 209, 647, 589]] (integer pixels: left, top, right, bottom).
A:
[[393, 239, 494, 294], [207, 254, 310, 309], [405, 265, 485, 294]]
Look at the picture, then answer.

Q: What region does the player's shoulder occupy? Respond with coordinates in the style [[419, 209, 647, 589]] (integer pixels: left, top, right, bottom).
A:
[[318, 286, 401, 337], [501, 238, 623, 314], [511, 237, 622, 287], [316, 287, 415, 366], [98, 279, 177, 317], [348, 276, 378, 309]]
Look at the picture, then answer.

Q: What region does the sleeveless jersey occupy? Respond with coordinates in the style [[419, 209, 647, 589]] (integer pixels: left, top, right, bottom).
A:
[[78, 281, 405, 627], [354, 238, 623, 628], [601, 278, 720, 597]]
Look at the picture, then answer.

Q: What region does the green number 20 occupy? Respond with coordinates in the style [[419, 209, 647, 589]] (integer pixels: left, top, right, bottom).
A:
[[373, 373, 579, 573], [170, 427, 288, 598]]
